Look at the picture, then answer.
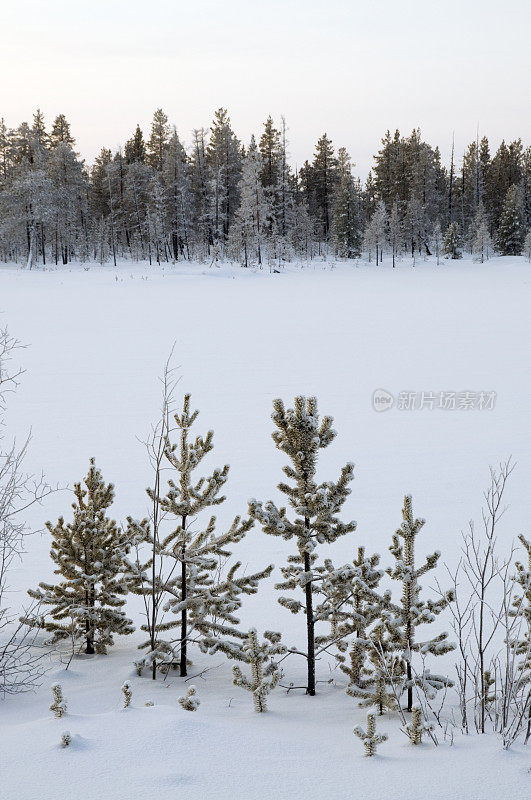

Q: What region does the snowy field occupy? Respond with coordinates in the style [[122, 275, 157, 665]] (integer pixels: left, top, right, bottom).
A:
[[1, 256, 530, 800]]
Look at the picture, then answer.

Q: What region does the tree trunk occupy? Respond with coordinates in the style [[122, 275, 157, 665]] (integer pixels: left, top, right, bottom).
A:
[[304, 528, 315, 696], [180, 514, 188, 677]]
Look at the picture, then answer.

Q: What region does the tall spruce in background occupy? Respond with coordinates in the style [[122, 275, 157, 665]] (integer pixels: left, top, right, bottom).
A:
[[23, 460, 133, 655], [206, 108, 242, 247], [0, 109, 529, 266], [332, 148, 361, 258], [497, 185, 525, 255], [249, 397, 356, 695]]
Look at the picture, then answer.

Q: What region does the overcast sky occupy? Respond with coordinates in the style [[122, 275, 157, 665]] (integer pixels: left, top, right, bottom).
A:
[[1, 0, 528, 175]]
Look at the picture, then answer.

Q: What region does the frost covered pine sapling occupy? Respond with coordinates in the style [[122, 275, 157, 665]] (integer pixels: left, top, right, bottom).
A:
[[23, 460, 134, 655], [318, 548, 385, 681], [249, 396, 356, 696], [179, 685, 200, 711], [385, 495, 454, 711], [232, 629, 286, 712], [354, 713, 387, 757], [127, 394, 273, 677], [50, 683, 66, 718]]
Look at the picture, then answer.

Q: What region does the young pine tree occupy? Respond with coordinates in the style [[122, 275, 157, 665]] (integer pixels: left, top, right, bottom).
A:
[[127, 394, 273, 677], [23, 460, 134, 655], [249, 397, 356, 695], [385, 495, 454, 711], [232, 629, 286, 712], [317, 547, 386, 691]]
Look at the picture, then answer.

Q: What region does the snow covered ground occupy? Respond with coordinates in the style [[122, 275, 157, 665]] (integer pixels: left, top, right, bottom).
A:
[[1, 255, 530, 799]]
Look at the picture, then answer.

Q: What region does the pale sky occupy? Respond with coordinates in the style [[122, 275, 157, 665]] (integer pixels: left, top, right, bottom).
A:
[[1, 0, 529, 176]]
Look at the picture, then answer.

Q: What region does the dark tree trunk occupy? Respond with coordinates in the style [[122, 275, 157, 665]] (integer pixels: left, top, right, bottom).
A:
[[303, 523, 315, 696], [180, 514, 188, 677]]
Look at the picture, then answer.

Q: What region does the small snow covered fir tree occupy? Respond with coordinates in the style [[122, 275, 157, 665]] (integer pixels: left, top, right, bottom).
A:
[[179, 685, 200, 711], [385, 495, 454, 711], [60, 731, 72, 748], [121, 682, 132, 709], [249, 396, 356, 696], [316, 547, 387, 694], [23, 460, 134, 655], [127, 395, 273, 677], [404, 706, 432, 744], [232, 629, 286, 712], [510, 535, 531, 676], [443, 222, 461, 259], [347, 624, 403, 715], [50, 683, 66, 718], [354, 713, 387, 756]]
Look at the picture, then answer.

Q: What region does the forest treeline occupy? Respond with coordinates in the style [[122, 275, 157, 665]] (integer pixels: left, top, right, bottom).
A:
[[0, 108, 529, 268]]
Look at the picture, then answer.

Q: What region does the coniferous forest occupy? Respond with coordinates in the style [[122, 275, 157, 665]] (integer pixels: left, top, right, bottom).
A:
[[1, 108, 530, 269]]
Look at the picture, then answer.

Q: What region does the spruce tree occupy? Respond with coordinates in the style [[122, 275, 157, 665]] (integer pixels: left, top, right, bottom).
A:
[[50, 114, 75, 148], [206, 108, 242, 246], [332, 148, 361, 258], [23, 460, 134, 654], [147, 109, 170, 172], [442, 222, 462, 259], [249, 396, 356, 695], [497, 185, 525, 255], [127, 394, 273, 677], [124, 124, 146, 164], [229, 136, 271, 267], [385, 495, 454, 711]]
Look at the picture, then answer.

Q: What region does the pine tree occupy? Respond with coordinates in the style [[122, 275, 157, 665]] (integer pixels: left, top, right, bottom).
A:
[[347, 623, 403, 715], [179, 685, 200, 711], [232, 629, 286, 712], [32, 109, 49, 149], [332, 148, 361, 258], [389, 202, 402, 267], [206, 108, 242, 246], [50, 683, 66, 718], [23, 460, 134, 655], [385, 495, 454, 712], [229, 136, 271, 267], [50, 115, 75, 148], [404, 706, 433, 744], [249, 397, 356, 695], [163, 128, 194, 260], [354, 713, 387, 756], [316, 547, 385, 690], [510, 535, 531, 677], [524, 229, 531, 262], [127, 395, 273, 677], [497, 185, 525, 255], [124, 124, 147, 164], [121, 682, 132, 708], [363, 201, 388, 264], [309, 134, 338, 243], [443, 222, 462, 259], [147, 109, 170, 172], [432, 220, 443, 265]]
